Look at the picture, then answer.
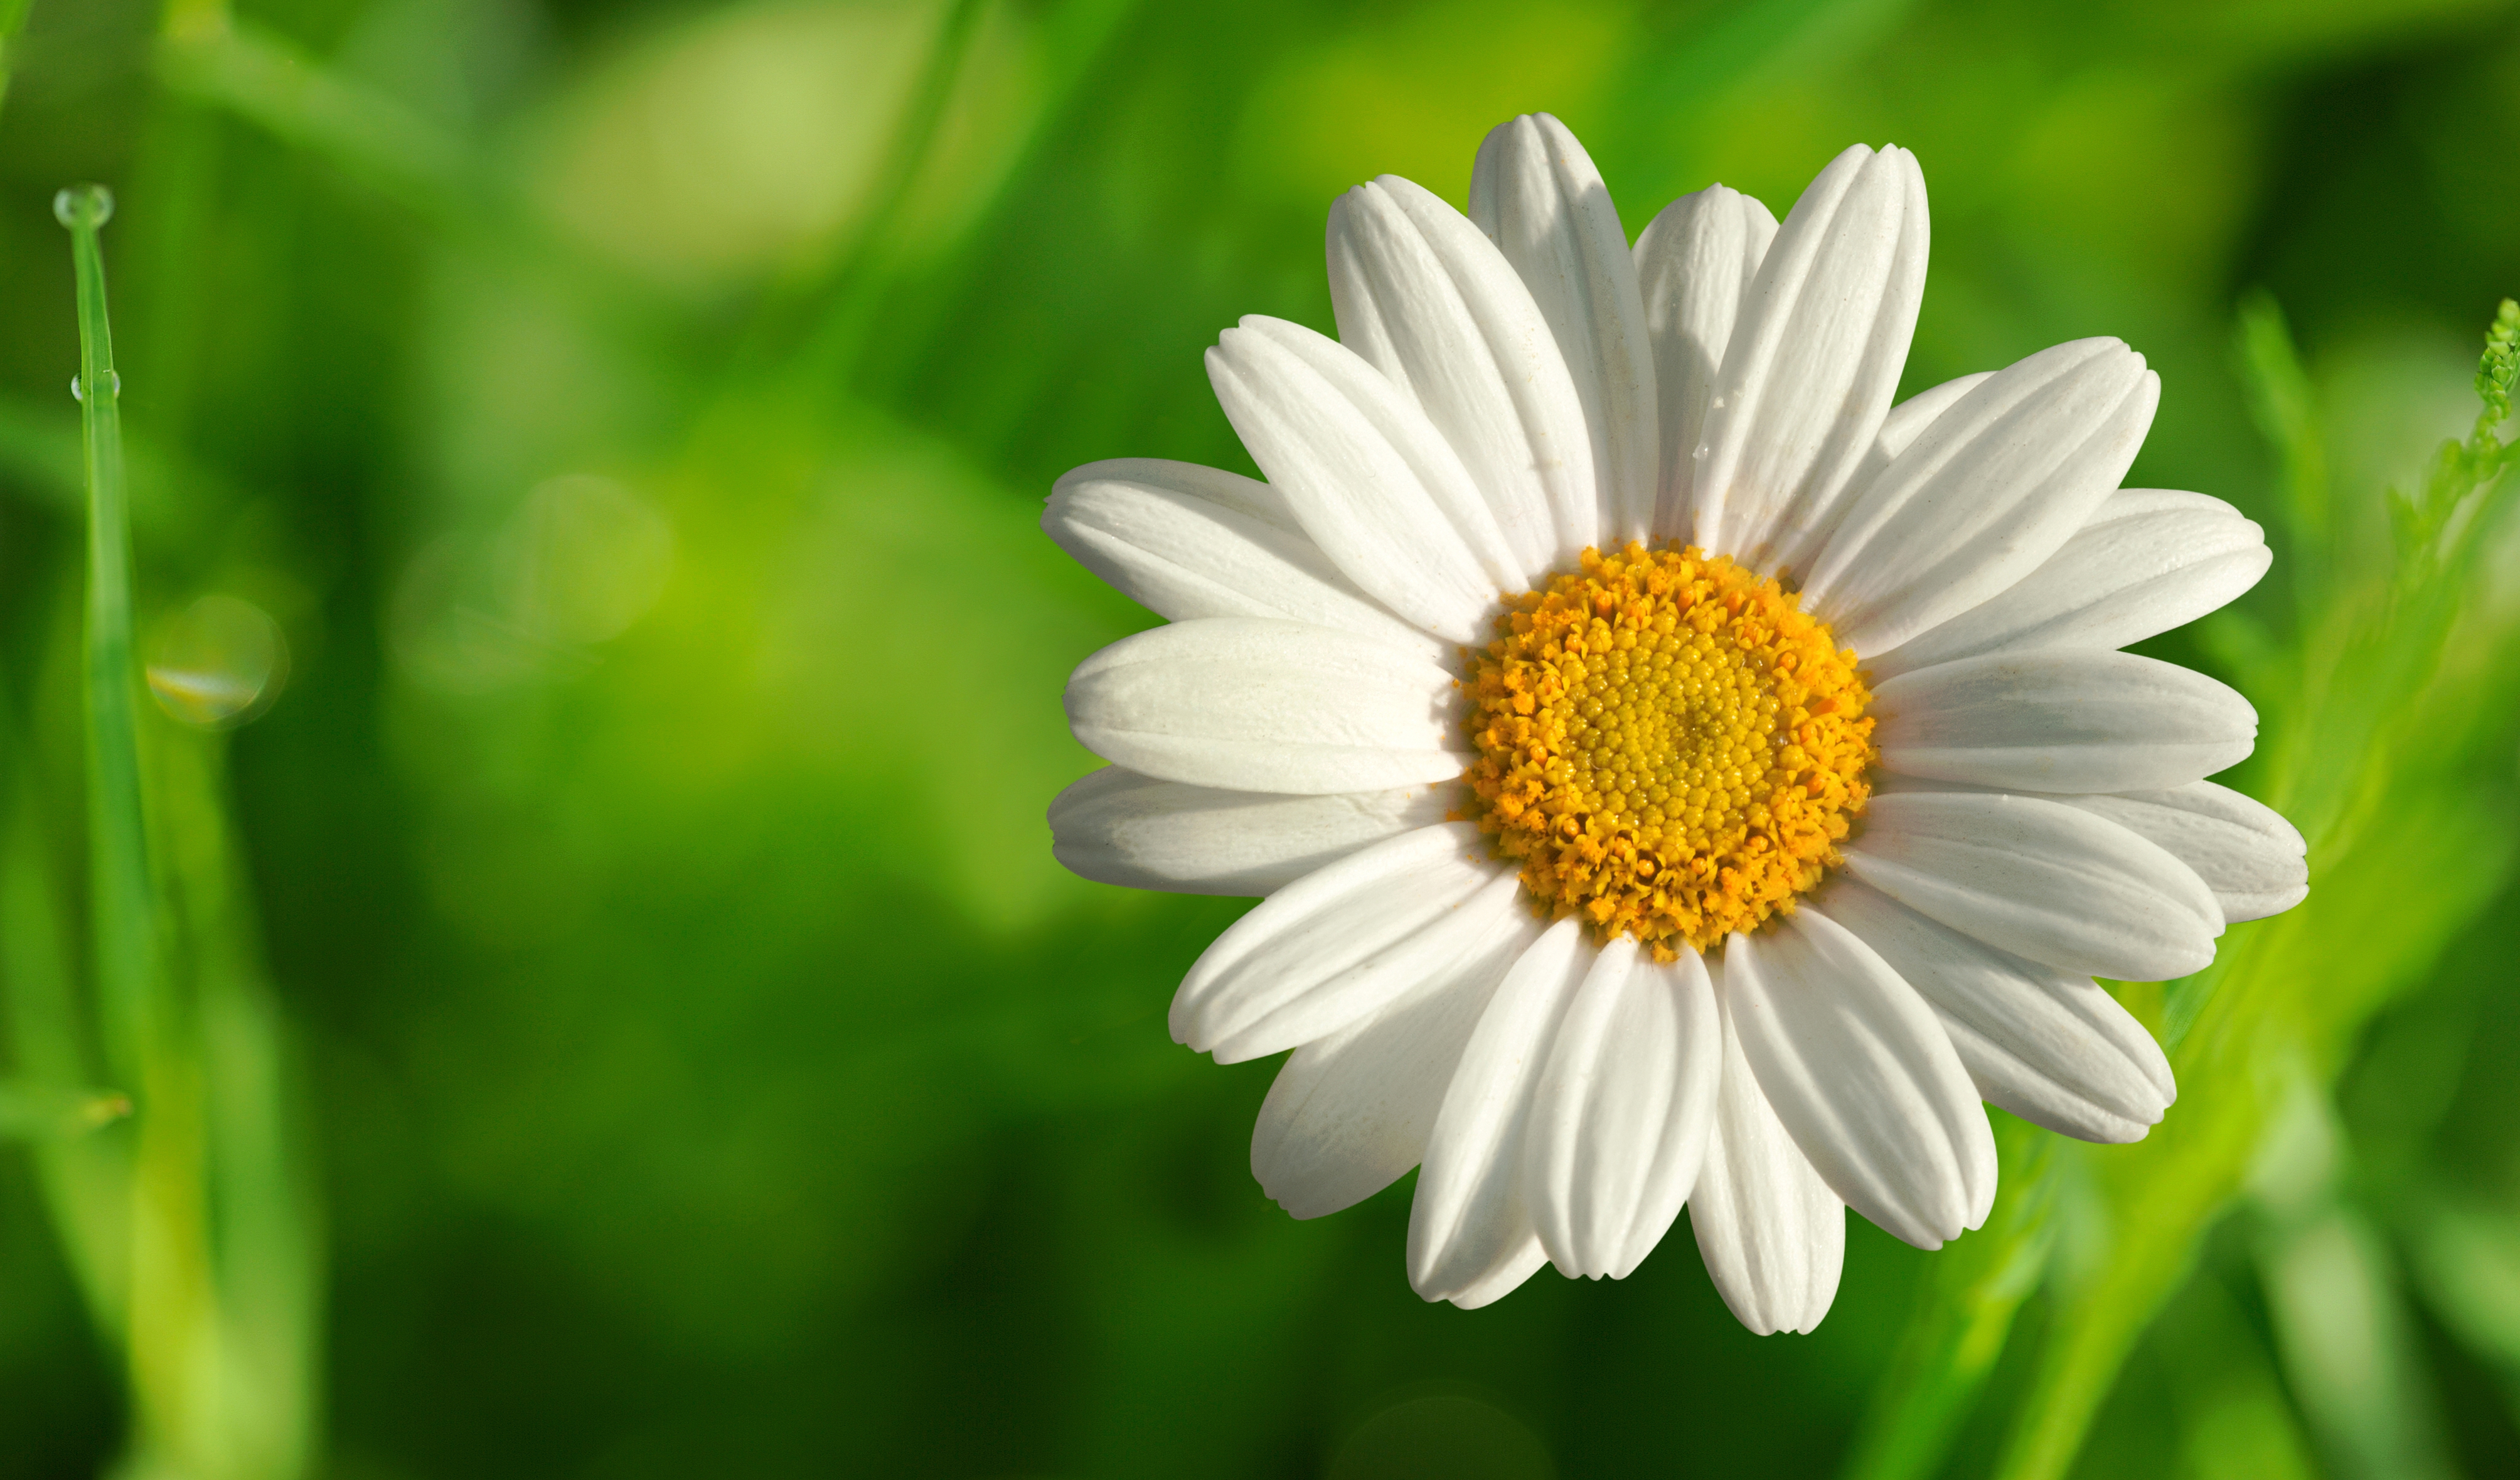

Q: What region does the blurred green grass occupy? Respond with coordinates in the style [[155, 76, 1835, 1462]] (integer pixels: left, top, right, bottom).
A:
[[3, 1, 2520, 1476]]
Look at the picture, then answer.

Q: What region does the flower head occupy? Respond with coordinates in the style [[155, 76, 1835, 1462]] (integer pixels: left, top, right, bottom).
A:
[[1045, 114, 2307, 1332]]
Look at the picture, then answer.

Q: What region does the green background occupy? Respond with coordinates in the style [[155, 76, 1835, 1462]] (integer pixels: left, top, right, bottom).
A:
[[4, 0, 2520, 1476]]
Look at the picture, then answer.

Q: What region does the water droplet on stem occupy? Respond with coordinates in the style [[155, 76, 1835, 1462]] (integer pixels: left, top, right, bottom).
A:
[[51, 184, 114, 230]]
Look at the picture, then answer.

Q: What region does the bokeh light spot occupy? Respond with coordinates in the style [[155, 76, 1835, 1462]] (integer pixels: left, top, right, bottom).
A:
[[147, 594, 289, 729]]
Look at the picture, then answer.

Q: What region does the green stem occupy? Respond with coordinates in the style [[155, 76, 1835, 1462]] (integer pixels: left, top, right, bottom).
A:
[[1840, 1120, 2057, 1480], [61, 183, 160, 1088]]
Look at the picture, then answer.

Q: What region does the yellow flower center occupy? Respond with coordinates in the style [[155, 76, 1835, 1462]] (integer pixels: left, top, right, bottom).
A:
[[1461, 543, 1877, 958]]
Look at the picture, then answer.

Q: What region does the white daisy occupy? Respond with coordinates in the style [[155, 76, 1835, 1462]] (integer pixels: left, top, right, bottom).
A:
[[1043, 114, 2307, 1333]]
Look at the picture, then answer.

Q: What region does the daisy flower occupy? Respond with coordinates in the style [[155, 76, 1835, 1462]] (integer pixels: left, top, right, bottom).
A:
[[1043, 114, 2307, 1332]]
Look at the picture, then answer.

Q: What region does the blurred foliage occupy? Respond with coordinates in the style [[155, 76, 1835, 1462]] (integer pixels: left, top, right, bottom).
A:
[[1, 1, 2519, 1477]]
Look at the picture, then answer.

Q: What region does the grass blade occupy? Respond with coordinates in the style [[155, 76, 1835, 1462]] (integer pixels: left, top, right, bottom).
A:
[[60, 183, 163, 1089], [1839, 1117, 2057, 1480]]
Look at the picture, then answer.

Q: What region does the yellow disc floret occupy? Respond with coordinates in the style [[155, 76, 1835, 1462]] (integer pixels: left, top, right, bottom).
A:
[[1462, 542, 1877, 958]]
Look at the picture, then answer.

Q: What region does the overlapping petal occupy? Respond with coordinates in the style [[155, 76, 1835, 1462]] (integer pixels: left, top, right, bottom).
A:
[[1807, 339, 2159, 654], [1694, 144, 1927, 572], [1520, 940, 1721, 1280], [1844, 789, 2223, 981], [1253, 906, 1544, 1218], [1724, 908, 1996, 1248], [1172, 823, 1520, 1063], [2058, 781, 2309, 923], [1208, 316, 1520, 640], [1043, 458, 1443, 662], [1328, 175, 1598, 565], [1872, 650, 2257, 793], [1818, 877, 2176, 1144], [1065, 617, 1463, 795], [1635, 184, 1777, 540], [1047, 768, 1452, 896], [1470, 113, 1660, 546], [1689, 968, 1846, 1335], [1868, 489, 2270, 678], [1874, 372, 1994, 461], [1409, 919, 1591, 1306]]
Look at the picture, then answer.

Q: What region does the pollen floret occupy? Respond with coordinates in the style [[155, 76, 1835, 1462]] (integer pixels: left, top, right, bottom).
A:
[[1463, 542, 1876, 957]]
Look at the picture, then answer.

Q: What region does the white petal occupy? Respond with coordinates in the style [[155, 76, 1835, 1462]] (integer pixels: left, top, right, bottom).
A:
[[1446, 1238, 1552, 1310], [1872, 649, 2258, 794], [1634, 184, 1777, 542], [1868, 490, 2271, 678], [1844, 790, 2224, 981], [1044, 459, 1443, 662], [1253, 904, 1544, 1218], [1065, 617, 1465, 795], [1328, 175, 1599, 566], [1694, 144, 1928, 572], [2056, 780, 2308, 923], [1409, 918, 1591, 1306], [1047, 768, 1454, 896], [1522, 940, 1721, 1280], [1689, 968, 1845, 1336], [1470, 114, 1660, 546], [1172, 823, 1520, 1063], [1807, 339, 2160, 655], [1874, 372, 1995, 463], [1816, 876, 2175, 1144], [1209, 318, 1519, 640], [1834, 371, 1999, 534], [1724, 908, 1997, 1249]]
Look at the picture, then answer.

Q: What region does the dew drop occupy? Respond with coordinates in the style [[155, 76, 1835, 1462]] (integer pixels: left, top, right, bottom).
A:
[[69, 370, 120, 403], [52, 183, 114, 230]]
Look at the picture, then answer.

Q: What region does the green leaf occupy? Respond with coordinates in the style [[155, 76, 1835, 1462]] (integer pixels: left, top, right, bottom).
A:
[[2470, 297, 2518, 439]]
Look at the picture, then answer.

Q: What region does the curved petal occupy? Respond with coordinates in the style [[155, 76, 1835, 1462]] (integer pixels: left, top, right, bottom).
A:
[[1252, 904, 1543, 1218], [1522, 940, 1721, 1280], [1047, 768, 1454, 896], [1836, 372, 1998, 532], [1724, 908, 1997, 1249], [1868, 490, 2270, 678], [1817, 876, 2176, 1144], [1172, 823, 1520, 1062], [1065, 617, 1465, 795], [1409, 918, 1591, 1306], [1694, 144, 1928, 574], [1689, 967, 1845, 1336], [1446, 1240, 1554, 1309], [1209, 317, 1519, 640], [1044, 459, 1443, 662], [1807, 339, 2160, 655], [1876, 372, 1995, 462], [1470, 113, 1660, 545], [1872, 650, 2258, 794], [1844, 790, 2223, 981], [1635, 184, 1777, 541], [1328, 175, 1598, 566], [2058, 780, 2308, 923]]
